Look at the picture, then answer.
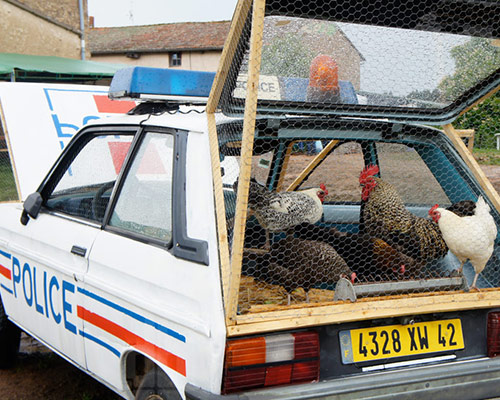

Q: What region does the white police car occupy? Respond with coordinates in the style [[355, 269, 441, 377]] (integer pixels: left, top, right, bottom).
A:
[[1, 1, 500, 399]]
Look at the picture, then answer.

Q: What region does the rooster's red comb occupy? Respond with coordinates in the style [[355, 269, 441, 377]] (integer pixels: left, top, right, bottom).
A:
[[428, 204, 439, 215], [359, 164, 379, 184], [320, 183, 326, 191]]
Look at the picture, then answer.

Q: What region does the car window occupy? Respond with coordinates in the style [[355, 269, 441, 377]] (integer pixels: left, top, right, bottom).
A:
[[281, 141, 365, 203], [45, 134, 133, 222], [281, 140, 450, 206], [377, 143, 450, 205], [109, 132, 174, 243]]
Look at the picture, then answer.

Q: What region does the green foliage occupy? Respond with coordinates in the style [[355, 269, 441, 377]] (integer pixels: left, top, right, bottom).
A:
[[439, 38, 500, 101], [473, 147, 500, 165], [0, 155, 18, 202], [260, 33, 314, 78], [439, 38, 500, 149], [454, 92, 500, 149], [407, 88, 441, 102]]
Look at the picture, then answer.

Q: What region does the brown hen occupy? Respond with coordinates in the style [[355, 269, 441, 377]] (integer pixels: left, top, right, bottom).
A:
[[359, 164, 447, 263], [245, 237, 354, 305]]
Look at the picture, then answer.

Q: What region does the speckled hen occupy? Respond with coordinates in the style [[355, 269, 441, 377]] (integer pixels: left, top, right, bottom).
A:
[[247, 236, 355, 305], [235, 178, 328, 248]]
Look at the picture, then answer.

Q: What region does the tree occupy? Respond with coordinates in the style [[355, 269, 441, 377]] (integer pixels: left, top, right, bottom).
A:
[[439, 38, 500, 149], [407, 89, 441, 102], [439, 38, 500, 101], [260, 33, 314, 78], [454, 92, 500, 149]]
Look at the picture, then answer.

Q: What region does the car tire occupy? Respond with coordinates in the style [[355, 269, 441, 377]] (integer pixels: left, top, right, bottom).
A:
[[135, 366, 182, 400], [0, 299, 21, 369]]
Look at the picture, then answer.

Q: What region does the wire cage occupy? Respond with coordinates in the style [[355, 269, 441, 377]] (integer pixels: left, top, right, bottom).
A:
[[208, 0, 500, 320]]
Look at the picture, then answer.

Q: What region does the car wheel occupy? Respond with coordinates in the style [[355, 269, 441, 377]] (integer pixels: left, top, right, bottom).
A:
[[0, 299, 21, 369], [135, 366, 182, 400]]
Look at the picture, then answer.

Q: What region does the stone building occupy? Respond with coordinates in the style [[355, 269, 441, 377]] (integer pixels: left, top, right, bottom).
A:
[[88, 19, 363, 90], [262, 17, 364, 90], [0, 0, 88, 59], [88, 21, 231, 72]]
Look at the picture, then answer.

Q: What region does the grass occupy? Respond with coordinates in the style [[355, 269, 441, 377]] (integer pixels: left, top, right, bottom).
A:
[[0, 156, 18, 202], [472, 148, 500, 166]]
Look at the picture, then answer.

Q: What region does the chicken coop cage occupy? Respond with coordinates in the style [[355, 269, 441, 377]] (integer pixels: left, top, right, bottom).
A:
[[205, 0, 500, 326]]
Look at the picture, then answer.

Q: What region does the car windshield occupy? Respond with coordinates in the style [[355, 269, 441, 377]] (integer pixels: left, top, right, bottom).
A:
[[226, 15, 499, 115]]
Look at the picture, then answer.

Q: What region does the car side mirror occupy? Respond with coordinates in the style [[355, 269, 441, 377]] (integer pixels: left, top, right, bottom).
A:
[[20, 192, 42, 226]]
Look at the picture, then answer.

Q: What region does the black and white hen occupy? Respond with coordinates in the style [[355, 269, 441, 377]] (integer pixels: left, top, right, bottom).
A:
[[235, 178, 328, 248]]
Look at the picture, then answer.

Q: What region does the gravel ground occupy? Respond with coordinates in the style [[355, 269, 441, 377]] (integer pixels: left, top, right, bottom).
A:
[[0, 334, 121, 400]]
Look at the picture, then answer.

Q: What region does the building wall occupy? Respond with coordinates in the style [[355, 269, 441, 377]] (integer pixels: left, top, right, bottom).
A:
[[0, 0, 85, 59], [298, 23, 362, 90], [321, 32, 361, 90], [17, 0, 84, 31], [91, 50, 222, 72]]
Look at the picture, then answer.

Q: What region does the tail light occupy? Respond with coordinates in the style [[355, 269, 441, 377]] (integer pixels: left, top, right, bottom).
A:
[[222, 331, 319, 394], [488, 312, 500, 357]]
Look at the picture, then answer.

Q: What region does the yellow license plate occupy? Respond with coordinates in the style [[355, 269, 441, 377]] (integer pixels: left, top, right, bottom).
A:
[[339, 319, 464, 364]]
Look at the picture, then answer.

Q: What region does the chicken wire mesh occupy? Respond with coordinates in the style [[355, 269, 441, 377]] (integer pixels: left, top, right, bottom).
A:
[[214, 0, 500, 313]]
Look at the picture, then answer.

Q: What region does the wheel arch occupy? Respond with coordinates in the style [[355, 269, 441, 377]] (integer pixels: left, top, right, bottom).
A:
[[123, 350, 183, 398]]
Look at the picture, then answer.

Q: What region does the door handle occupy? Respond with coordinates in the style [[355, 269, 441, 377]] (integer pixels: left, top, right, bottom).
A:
[[71, 245, 87, 257]]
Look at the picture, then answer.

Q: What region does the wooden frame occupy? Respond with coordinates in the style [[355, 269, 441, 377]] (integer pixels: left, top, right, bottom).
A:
[[206, 0, 253, 320], [443, 123, 500, 212], [228, 290, 500, 336], [455, 129, 475, 152], [226, 0, 266, 325], [286, 140, 339, 191], [206, 0, 266, 325], [205, 0, 500, 335]]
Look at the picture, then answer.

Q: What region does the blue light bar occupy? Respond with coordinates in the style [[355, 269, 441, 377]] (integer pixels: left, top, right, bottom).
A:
[[109, 66, 215, 102]]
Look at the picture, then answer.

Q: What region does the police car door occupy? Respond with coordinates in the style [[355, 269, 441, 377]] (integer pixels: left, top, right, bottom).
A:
[[13, 127, 136, 368], [82, 127, 212, 391]]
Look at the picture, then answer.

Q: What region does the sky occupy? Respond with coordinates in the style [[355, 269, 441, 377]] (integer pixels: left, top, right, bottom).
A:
[[87, 0, 239, 27]]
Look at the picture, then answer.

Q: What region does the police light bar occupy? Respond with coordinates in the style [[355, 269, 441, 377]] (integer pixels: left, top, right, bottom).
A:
[[109, 66, 215, 103]]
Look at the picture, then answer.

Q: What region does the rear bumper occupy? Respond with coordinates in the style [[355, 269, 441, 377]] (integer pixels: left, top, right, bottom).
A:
[[185, 357, 500, 400]]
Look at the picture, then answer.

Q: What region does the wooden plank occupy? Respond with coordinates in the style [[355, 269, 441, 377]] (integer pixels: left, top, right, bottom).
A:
[[206, 113, 231, 308], [226, 0, 266, 325], [206, 0, 252, 113], [442, 124, 500, 211], [227, 290, 500, 336], [286, 140, 339, 191], [205, 0, 251, 314], [455, 129, 475, 151], [275, 140, 295, 192]]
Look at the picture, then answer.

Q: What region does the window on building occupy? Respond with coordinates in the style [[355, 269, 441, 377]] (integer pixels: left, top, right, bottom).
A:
[[169, 52, 182, 67]]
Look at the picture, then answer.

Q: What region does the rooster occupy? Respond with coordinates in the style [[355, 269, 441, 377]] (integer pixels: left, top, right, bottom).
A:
[[294, 223, 419, 281], [429, 196, 497, 289], [359, 164, 448, 263], [245, 236, 355, 304], [234, 178, 328, 248]]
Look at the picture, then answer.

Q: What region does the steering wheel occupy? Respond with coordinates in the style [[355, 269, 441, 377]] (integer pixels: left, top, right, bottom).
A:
[[92, 181, 115, 221]]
